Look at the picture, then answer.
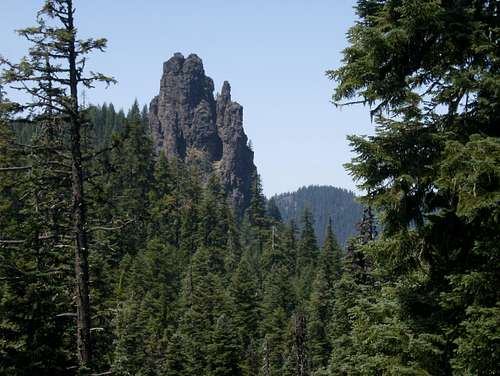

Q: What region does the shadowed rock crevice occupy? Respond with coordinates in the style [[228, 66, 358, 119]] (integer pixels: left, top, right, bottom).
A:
[[149, 53, 256, 214]]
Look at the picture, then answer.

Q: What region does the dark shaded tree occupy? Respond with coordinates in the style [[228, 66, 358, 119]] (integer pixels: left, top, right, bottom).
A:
[[329, 0, 500, 373]]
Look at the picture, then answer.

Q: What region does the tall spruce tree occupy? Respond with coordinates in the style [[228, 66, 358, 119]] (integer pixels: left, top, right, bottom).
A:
[[207, 314, 241, 376], [297, 209, 318, 270], [1, 0, 115, 369], [330, 0, 500, 373], [306, 220, 342, 373], [295, 208, 319, 302], [113, 241, 179, 375], [319, 218, 342, 280], [178, 245, 228, 374], [98, 99, 154, 259], [0, 93, 74, 374], [164, 332, 188, 376], [246, 172, 269, 253], [228, 253, 261, 353]]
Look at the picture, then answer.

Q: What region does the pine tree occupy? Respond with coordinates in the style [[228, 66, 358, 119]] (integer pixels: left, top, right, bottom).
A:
[[305, 221, 342, 373], [100, 100, 154, 258], [148, 153, 178, 245], [260, 263, 296, 375], [113, 241, 179, 375], [297, 208, 318, 270], [223, 209, 243, 275], [295, 209, 319, 302], [261, 221, 289, 275], [283, 220, 299, 274], [294, 312, 308, 376], [178, 246, 228, 374], [320, 218, 342, 280], [178, 163, 203, 263], [141, 104, 149, 128], [0, 99, 73, 374], [1, 0, 115, 368], [198, 175, 229, 252], [207, 314, 241, 376], [327, 212, 376, 374], [228, 253, 260, 351], [306, 268, 332, 373], [266, 198, 282, 223], [246, 172, 269, 253], [329, 1, 500, 373], [164, 332, 188, 376]]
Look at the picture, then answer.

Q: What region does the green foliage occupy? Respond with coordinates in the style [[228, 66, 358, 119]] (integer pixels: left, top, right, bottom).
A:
[[297, 209, 318, 267], [207, 314, 241, 376], [1, 0, 116, 370], [452, 304, 500, 375], [0, 99, 73, 374], [272, 185, 362, 246], [294, 208, 319, 301], [307, 220, 342, 373], [307, 268, 332, 372], [229, 254, 260, 349], [164, 332, 188, 376], [113, 241, 178, 375], [87, 103, 126, 147], [327, 0, 500, 374], [2, 0, 498, 374], [319, 219, 342, 280]]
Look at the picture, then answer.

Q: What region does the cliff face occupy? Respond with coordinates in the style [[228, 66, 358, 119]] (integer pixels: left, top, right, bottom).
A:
[[149, 53, 256, 214]]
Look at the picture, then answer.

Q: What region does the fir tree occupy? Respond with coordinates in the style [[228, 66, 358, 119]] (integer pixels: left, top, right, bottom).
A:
[[306, 268, 332, 373], [0, 101, 73, 374], [164, 332, 188, 376], [283, 220, 299, 274], [297, 208, 318, 270], [228, 253, 260, 351], [329, 0, 500, 373], [260, 263, 296, 375], [246, 172, 269, 253], [207, 314, 241, 376], [319, 218, 342, 280], [1, 0, 115, 368], [178, 246, 228, 374], [113, 241, 179, 375], [197, 175, 229, 254], [266, 197, 282, 223], [294, 209, 319, 302]]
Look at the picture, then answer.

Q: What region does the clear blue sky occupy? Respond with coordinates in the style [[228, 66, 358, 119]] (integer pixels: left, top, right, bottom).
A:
[[0, 0, 373, 196]]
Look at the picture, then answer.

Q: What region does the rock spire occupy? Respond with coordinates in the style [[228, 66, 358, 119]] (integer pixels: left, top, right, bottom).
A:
[[149, 53, 256, 214]]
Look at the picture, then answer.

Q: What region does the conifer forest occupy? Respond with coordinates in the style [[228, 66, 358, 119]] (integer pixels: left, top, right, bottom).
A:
[[0, 1, 499, 375]]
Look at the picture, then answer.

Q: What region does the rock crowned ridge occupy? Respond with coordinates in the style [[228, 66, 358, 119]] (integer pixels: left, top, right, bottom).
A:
[[149, 53, 256, 214]]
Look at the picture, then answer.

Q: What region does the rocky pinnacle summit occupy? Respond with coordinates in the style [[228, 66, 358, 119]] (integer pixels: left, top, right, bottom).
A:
[[149, 53, 257, 214]]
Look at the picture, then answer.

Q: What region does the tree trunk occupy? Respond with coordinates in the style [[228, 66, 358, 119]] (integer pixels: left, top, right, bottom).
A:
[[263, 337, 271, 376], [295, 312, 307, 376], [67, 0, 91, 367]]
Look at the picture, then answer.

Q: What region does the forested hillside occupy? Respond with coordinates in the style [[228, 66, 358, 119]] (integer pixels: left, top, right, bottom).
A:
[[271, 185, 362, 246], [1, 95, 352, 374], [0, 0, 498, 375]]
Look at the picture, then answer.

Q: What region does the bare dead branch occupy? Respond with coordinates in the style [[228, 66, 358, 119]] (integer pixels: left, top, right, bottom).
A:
[[0, 166, 32, 171]]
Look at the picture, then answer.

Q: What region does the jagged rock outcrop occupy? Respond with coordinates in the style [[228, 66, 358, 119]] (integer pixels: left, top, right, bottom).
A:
[[149, 53, 256, 214]]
